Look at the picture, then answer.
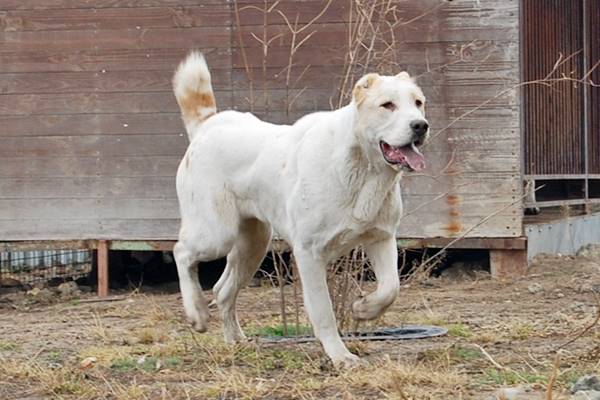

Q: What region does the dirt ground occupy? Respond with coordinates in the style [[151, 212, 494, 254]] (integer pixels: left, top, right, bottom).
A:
[[1, 251, 599, 400]]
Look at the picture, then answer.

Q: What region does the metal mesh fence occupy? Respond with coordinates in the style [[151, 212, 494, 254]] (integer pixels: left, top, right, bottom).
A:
[[0, 250, 92, 285]]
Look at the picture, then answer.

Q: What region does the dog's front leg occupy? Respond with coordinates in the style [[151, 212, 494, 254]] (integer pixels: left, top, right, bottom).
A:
[[294, 250, 360, 367], [352, 237, 400, 321]]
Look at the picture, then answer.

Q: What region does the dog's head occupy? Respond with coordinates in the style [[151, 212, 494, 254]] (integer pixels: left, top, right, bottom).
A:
[[352, 72, 428, 172]]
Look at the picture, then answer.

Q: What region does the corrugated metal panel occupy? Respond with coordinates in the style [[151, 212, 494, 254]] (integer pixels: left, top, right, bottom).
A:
[[526, 213, 600, 260], [522, 0, 585, 175]]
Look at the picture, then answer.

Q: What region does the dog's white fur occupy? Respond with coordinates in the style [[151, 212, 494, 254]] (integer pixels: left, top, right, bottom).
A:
[[173, 52, 428, 366]]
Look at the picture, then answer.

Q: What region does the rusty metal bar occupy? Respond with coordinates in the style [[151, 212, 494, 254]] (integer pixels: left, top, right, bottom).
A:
[[524, 198, 600, 208], [524, 174, 600, 180], [582, 0, 591, 208]]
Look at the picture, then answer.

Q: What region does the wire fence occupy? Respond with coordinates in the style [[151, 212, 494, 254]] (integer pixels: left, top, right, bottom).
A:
[[0, 250, 92, 285]]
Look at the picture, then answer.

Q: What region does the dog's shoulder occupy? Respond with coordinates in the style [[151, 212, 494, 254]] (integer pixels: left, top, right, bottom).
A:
[[291, 111, 334, 132]]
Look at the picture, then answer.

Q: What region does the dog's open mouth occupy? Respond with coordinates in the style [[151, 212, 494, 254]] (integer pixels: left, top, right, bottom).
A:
[[380, 141, 426, 171]]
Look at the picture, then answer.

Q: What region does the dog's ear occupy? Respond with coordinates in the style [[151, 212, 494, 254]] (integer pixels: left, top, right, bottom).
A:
[[352, 73, 379, 105], [396, 71, 411, 80]]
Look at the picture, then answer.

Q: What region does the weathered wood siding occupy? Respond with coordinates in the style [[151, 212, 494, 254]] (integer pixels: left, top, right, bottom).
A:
[[0, 0, 521, 241]]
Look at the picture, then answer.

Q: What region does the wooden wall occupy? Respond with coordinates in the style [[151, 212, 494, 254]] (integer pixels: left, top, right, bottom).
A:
[[0, 0, 521, 241]]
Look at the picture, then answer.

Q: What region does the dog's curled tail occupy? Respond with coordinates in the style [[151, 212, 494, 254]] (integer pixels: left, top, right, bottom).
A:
[[173, 51, 217, 141]]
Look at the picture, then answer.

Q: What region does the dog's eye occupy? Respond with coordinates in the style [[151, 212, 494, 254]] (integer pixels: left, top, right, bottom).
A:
[[381, 101, 395, 111], [415, 99, 423, 107]]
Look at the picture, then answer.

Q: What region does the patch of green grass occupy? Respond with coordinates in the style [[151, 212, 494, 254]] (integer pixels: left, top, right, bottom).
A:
[[232, 345, 311, 371], [0, 340, 17, 351], [246, 324, 313, 337], [480, 368, 547, 386], [447, 323, 472, 338], [418, 345, 481, 365], [109, 355, 182, 373], [46, 350, 62, 363], [453, 346, 481, 361], [110, 358, 138, 372], [164, 356, 181, 368], [557, 368, 587, 387]]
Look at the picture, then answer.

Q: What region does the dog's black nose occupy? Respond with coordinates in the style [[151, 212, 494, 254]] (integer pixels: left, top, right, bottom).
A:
[[410, 120, 429, 137]]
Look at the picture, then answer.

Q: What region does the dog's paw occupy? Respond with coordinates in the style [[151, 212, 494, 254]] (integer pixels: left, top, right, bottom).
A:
[[190, 319, 208, 333], [331, 352, 363, 369], [186, 311, 209, 332], [223, 329, 247, 344], [351, 297, 380, 321]]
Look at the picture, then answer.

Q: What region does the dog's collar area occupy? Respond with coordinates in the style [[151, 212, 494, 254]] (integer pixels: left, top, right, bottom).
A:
[[379, 141, 426, 171]]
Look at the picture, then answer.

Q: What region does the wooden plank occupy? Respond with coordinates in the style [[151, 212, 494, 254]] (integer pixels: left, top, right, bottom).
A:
[[0, 91, 232, 116], [0, 198, 180, 219], [97, 240, 109, 297], [408, 151, 520, 174], [0, 0, 226, 10], [0, 47, 231, 73], [0, 27, 231, 53], [235, 23, 517, 47], [0, 177, 178, 199], [231, 41, 518, 68], [0, 5, 231, 31], [109, 240, 175, 251], [398, 214, 522, 238], [0, 69, 231, 94], [235, 1, 349, 25], [397, 237, 527, 250], [235, 0, 518, 30], [403, 176, 520, 196], [231, 62, 519, 90], [0, 218, 180, 241], [490, 249, 527, 279], [0, 135, 188, 158], [0, 114, 183, 137], [0, 156, 181, 177], [0, 240, 96, 251], [402, 193, 522, 215]]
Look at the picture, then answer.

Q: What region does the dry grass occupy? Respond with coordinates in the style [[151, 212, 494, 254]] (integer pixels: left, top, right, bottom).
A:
[[2, 254, 600, 399]]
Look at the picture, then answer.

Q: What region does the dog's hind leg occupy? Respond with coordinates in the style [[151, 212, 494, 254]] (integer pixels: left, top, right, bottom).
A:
[[215, 218, 271, 343], [173, 241, 212, 332], [352, 237, 400, 321], [174, 219, 237, 332]]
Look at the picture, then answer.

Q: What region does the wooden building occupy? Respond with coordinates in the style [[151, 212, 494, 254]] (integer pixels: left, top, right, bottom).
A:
[[0, 0, 598, 292]]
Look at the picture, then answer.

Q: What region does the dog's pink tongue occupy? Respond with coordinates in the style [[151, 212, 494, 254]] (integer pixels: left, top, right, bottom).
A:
[[399, 145, 426, 171]]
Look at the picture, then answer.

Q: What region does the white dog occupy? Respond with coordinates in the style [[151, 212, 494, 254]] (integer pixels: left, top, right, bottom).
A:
[[172, 51, 428, 367]]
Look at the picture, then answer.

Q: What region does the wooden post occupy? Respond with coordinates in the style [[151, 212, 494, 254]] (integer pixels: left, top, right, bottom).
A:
[[490, 249, 527, 279], [97, 240, 109, 297]]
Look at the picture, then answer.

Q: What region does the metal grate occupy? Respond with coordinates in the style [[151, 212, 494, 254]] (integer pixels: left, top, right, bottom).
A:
[[0, 250, 92, 285], [589, 0, 600, 174], [522, 0, 585, 176]]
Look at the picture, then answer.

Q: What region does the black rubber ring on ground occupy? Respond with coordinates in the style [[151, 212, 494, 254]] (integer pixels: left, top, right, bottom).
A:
[[258, 325, 448, 344]]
